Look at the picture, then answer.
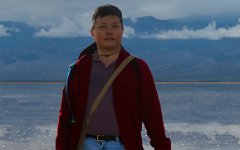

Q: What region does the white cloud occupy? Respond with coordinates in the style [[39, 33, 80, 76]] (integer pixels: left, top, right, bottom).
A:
[[1, 0, 240, 38], [35, 15, 137, 38], [35, 17, 90, 38], [35, 22, 137, 38], [123, 26, 136, 38], [1, 0, 240, 27], [0, 25, 18, 36], [0, 24, 10, 36], [140, 20, 240, 40]]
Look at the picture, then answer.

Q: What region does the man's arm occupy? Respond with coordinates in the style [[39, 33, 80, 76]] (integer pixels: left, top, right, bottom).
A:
[[138, 59, 171, 150]]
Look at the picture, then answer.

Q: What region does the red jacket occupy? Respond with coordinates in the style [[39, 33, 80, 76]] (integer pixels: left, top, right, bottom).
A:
[[56, 43, 171, 150]]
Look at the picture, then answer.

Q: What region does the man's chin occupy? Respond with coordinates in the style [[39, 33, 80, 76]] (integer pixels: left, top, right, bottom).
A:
[[103, 44, 120, 50]]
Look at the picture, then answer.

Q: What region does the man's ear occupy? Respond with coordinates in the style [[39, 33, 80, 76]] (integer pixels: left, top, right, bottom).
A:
[[90, 30, 94, 38]]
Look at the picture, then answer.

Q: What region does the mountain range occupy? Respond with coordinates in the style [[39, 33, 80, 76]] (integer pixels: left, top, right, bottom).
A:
[[0, 15, 240, 82]]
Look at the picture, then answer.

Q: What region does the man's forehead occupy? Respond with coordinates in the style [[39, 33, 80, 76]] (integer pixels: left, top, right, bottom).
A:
[[96, 16, 121, 23]]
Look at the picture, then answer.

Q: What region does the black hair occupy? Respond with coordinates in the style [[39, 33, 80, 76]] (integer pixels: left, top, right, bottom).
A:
[[91, 4, 123, 30]]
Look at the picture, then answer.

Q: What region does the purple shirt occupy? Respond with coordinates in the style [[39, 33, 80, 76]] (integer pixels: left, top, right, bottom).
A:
[[86, 56, 120, 135]]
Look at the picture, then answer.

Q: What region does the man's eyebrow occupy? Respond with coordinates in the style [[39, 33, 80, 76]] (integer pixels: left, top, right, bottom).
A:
[[97, 21, 120, 25], [112, 21, 120, 24]]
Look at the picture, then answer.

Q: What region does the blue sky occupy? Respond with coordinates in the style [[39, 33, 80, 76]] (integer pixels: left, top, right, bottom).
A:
[[0, 0, 240, 39]]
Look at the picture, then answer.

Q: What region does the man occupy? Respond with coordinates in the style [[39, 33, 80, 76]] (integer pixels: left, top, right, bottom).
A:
[[56, 4, 171, 150]]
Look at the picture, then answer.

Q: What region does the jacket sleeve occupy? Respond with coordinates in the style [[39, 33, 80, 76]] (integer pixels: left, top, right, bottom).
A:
[[56, 86, 74, 150], [138, 59, 171, 150], [56, 63, 77, 150], [56, 62, 78, 150]]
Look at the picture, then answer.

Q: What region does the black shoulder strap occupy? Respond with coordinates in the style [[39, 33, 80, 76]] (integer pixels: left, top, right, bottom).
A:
[[65, 55, 89, 123], [64, 43, 96, 124], [131, 57, 140, 75], [65, 63, 77, 123], [131, 57, 141, 99]]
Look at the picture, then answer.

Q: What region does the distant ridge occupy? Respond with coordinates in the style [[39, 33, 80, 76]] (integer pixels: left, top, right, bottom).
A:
[[1, 15, 240, 81]]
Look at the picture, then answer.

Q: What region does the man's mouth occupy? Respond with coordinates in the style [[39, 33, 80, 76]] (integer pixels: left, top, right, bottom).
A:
[[104, 37, 115, 40]]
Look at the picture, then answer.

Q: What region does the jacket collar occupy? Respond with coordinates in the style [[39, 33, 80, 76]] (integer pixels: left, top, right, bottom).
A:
[[78, 42, 97, 58], [78, 42, 131, 67]]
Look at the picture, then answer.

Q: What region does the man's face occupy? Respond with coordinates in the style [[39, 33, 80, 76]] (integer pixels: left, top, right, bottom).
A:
[[91, 15, 124, 51]]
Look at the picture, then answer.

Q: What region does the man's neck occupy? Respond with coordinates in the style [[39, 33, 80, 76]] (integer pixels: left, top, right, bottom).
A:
[[97, 49, 120, 57], [96, 49, 120, 68]]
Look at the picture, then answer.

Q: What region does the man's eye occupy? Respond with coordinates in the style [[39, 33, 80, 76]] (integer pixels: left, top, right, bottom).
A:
[[99, 25, 106, 29], [113, 25, 119, 28]]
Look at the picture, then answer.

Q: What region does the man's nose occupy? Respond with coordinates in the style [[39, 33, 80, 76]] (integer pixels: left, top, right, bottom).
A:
[[106, 27, 113, 34]]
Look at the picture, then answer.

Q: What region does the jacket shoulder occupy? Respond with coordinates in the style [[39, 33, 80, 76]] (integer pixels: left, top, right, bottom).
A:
[[131, 56, 149, 69], [66, 55, 91, 80]]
